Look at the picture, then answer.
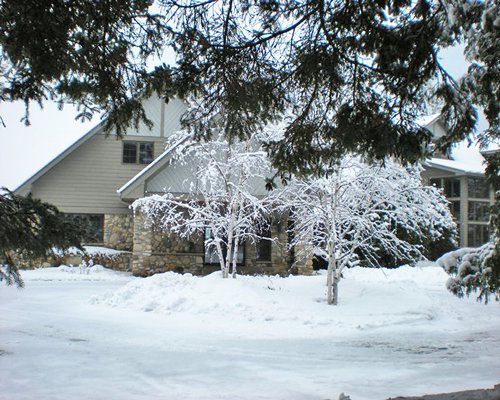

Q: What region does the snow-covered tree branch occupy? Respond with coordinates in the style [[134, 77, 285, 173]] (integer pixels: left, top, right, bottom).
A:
[[438, 243, 499, 304], [286, 157, 456, 305]]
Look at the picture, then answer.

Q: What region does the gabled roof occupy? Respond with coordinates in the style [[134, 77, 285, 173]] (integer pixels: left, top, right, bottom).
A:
[[416, 113, 441, 128], [14, 121, 105, 195], [117, 134, 191, 200], [424, 158, 485, 175], [481, 147, 499, 157], [13, 95, 183, 198], [417, 113, 487, 176]]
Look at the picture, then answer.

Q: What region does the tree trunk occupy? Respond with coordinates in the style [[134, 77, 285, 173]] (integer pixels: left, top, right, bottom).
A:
[[327, 270, 339, 305], [224, 240, 232, 279], [231, 241, 239, 279], [214, 240, 228, 279], [224, 203, 237, 279], [327, 243, 338, 305], [331, 274, 339, 305]]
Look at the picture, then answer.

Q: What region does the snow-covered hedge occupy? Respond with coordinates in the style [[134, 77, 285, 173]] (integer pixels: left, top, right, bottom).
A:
[[437, 243, 499, 303]]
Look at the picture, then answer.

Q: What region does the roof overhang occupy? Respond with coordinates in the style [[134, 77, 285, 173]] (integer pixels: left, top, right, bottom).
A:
[[424, 159, 484, 176]]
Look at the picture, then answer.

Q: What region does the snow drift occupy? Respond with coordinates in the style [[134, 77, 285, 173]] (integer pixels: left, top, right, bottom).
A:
[[92, 265, 479, 337]]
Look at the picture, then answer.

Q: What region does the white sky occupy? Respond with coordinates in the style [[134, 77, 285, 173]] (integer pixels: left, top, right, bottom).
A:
[[0, 45, 482, 190], [0, 101, 95, 190]]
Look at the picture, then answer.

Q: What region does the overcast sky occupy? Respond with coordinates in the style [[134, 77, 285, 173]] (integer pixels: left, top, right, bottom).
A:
[[0, 45, 479, 191]]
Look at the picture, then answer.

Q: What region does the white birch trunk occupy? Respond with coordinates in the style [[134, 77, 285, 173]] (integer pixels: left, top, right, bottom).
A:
[[231, 239, 239, 279], [214, 239, 227, 278], [326, 241, 338, 305]]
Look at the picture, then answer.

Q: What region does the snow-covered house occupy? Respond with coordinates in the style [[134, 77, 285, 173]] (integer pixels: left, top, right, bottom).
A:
[[418, 115, 495, 247], [14, 97, 493, 275], [14, 96, 294, 276], [15, 96, 184, 251]]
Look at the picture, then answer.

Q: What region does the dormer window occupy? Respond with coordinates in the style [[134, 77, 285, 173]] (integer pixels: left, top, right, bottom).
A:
[[123, 141, 154, 164]]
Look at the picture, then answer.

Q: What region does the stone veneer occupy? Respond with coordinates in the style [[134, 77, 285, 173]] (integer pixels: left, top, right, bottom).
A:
[[103, 213, 134, 251], [12, 249, 132, 271], [13, 213, 133, 271], [132, 211, 313, 277]]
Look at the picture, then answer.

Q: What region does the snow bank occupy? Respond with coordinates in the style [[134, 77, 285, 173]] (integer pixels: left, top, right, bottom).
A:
[[53, 245, 130, 257], [93, 265, 475, 337], [83, 246, 130, 256], [20, 264, 132, 282]]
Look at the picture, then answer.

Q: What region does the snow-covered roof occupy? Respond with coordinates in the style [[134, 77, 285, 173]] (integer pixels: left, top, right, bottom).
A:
[[415, 112, 488, 175], [427, 140, 486, 175], [415, 113, 441, 128], [481, 147, 500, 157]]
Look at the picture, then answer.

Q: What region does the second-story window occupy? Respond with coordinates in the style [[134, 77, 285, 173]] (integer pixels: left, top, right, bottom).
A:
[[123, 141, 154, 164], [468, 177, 489, 199], [430, 177, 461, 198]]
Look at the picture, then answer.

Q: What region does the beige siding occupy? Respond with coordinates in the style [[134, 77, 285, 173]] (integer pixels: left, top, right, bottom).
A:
[[146, 158, 196, 194], [25, 96, 187, 213], [163, 98, 186, 137], [31, 134, 168, 214], [146, 155, 272, 196], [119, 96, 185, 138]]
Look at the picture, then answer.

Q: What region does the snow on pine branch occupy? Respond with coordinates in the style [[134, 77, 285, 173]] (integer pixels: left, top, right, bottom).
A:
[[437, 243, 498, 303]]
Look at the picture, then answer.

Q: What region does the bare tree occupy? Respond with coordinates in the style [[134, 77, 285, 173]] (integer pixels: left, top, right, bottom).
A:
[[286, 157, 456, 305]]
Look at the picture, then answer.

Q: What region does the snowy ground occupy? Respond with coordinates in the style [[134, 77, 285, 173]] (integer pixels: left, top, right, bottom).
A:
[[1, 264, 499, 400]]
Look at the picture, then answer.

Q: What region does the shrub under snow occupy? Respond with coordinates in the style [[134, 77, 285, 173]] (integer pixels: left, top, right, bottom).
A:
[[437, 243, 499, 303]]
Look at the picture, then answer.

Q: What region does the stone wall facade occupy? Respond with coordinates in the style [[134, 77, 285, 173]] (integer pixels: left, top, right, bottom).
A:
[[131, 211, 313, 277], [13, 249, 132, 271], [13, 210, 312, 276], [103, 213, 134, 251], [243, 219, 290, 275]]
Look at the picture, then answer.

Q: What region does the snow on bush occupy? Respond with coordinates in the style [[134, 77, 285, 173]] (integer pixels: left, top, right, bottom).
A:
[[53, 245, 127, 257], [438, 243, 499, 303], [51, 245, 130, 271]]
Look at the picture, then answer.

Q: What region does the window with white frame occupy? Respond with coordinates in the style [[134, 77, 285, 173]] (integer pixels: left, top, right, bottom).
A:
[[122, 141, 154, 164]]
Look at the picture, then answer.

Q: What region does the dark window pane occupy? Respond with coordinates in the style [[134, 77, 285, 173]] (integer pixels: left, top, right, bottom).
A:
[[123, 142, 137, 163], [204, 227, 219, 264], [468, 201, 490, 222], [234, 244, 245, 264], [65, 214, 104, 243], [430, 178, 441, 188], [139, 142, 154, 164], [467, 224, 489, 247], [256, 227, 272, 261], [468, 177, 489, 198], [450, 201, 461, 219], [443, 177, 460, 198]]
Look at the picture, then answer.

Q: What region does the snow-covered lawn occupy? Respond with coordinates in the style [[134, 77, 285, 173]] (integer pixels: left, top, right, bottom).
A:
[[1, 264, 499, 400]]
